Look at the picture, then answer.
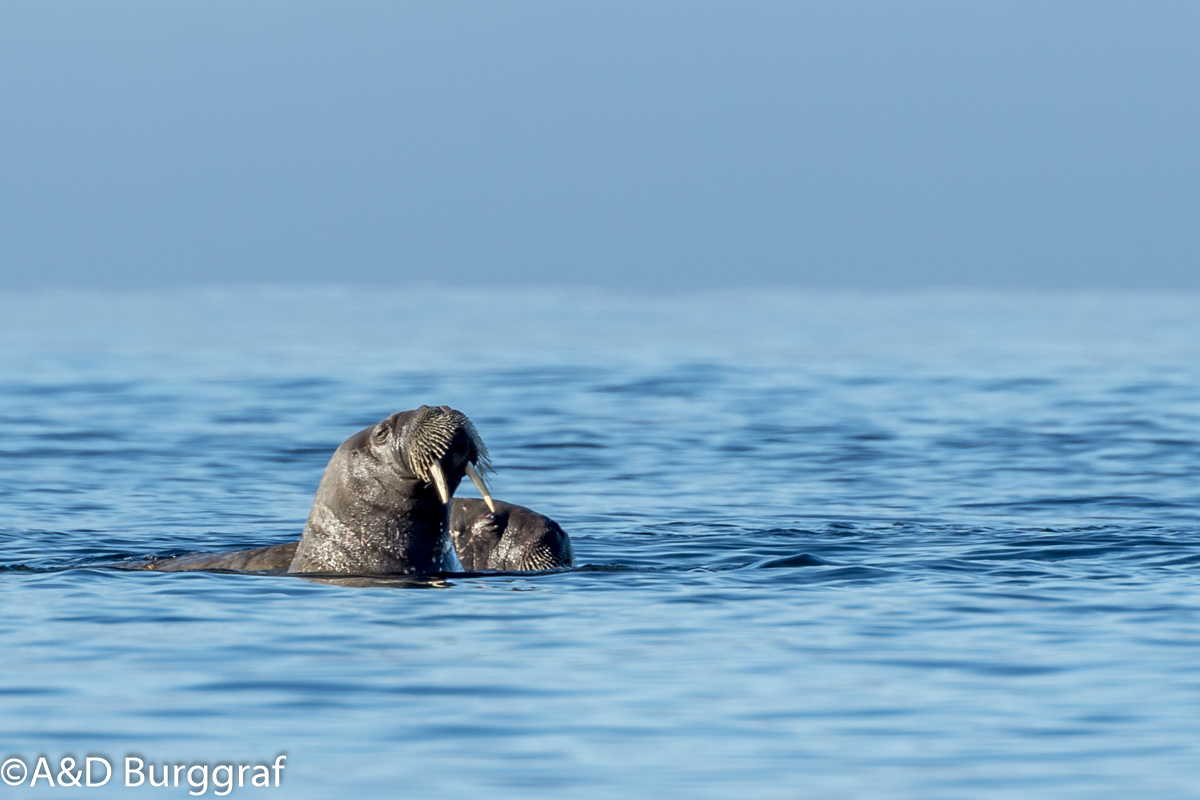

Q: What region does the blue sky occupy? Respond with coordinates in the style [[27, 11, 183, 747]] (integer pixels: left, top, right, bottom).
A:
[[1, 1, 1197, 291]]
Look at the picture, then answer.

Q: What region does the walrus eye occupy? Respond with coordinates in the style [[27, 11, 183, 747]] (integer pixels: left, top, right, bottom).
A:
[[373, 423, 390, 441]]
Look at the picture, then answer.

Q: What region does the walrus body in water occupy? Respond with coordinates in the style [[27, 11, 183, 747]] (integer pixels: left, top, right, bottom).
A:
[[151, 406, 496, 575], [153, 498, 574, 574], [148, 406, 573, 575]]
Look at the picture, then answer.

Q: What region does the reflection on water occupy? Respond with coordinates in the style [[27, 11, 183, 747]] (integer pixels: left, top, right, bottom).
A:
[[2, 288, 1200, 798]]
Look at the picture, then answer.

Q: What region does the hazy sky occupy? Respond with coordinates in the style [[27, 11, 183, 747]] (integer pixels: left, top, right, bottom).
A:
[[1, 1, 1197, 292]]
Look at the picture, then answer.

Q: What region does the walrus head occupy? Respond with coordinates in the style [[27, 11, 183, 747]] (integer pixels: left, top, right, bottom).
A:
[[388, 405, 495, 512], [288, 405, 496, 575]]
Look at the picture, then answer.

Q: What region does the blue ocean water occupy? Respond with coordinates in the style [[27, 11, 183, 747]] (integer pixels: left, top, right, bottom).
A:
[[2, 288, 1199, 799]]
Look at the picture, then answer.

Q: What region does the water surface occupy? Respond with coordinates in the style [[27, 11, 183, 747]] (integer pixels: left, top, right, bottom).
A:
[[2, 288, 1200, 798]]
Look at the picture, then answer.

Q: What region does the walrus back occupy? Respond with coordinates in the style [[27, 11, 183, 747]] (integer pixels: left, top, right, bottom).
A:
[[147, 541, 299, 572]]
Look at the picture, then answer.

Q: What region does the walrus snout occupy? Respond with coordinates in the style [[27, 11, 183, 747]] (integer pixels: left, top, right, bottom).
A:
[[396, 405, 495, 510]]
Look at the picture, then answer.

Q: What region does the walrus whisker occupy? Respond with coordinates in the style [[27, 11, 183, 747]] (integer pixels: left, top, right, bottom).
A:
[[465, 463, 496, 513], [428, 460, 451, 505], [460, 418, 493, 475], [403, 405, 493, 483]]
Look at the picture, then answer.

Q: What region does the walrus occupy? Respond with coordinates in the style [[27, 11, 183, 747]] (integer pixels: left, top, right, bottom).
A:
[[147, 405, 574, 575], [450, 498, 574, 571], [150, 405, 498, 575]]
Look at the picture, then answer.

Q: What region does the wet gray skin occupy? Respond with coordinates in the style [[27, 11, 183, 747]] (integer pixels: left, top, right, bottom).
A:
[[149, 497, 575, 574], [150, 406, 492, 576], [449, 498, 574, 571]]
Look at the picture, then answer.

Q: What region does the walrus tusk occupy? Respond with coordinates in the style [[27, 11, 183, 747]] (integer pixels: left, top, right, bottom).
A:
[[429, 461, 451, 505], [465, 463, 496, 513]]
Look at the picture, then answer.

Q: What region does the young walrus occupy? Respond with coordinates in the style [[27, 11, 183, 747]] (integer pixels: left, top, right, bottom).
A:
[[450, 498, 574, 571], [149, 406, 497, 575]]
